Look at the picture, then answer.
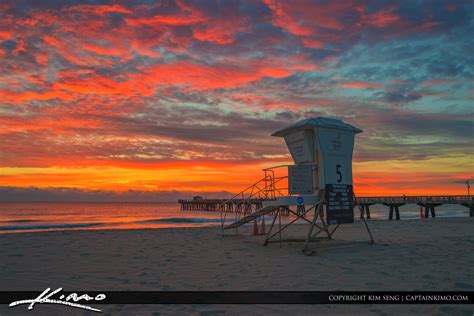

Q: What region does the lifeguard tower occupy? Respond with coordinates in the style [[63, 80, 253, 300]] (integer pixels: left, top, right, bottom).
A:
[[222, 117, 374, 253]]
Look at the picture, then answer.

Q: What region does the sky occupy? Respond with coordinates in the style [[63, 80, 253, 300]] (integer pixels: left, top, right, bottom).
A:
[[0, 0, 473, 201]]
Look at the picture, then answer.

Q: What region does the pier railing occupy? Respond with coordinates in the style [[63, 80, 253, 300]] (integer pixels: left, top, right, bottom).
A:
[[356, 195, 473, 205]]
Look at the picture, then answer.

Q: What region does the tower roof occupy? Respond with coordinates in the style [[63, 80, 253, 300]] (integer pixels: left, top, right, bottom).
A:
[[271, 117, 363, 137]]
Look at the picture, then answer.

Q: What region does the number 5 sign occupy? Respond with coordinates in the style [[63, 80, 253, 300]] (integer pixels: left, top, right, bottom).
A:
[[336, 164, 342, 183], [317, 127, 358, 187]]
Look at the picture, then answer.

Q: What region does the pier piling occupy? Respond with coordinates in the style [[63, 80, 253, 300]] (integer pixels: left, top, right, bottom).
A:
[[418, 203, 442, 218], [386, 203, 404, 220], [460, 203, 474, 217], [359, 204, 372, 219]]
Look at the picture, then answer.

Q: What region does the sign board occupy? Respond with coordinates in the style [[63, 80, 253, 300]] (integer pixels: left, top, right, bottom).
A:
[[284, 130, 314, 164], [317, 128, 355, 187], [288, 165, 314, 195], [325, 184, 354, 224]]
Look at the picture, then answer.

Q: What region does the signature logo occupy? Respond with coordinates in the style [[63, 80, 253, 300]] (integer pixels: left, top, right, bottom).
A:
[[9, 287, 106, 313]]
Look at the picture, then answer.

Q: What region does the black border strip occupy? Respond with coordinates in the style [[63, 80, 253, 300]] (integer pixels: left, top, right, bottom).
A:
[[1, 291, 473, 304]]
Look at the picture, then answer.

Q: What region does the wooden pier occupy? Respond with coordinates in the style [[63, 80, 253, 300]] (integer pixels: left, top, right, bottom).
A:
[[178, 198, 295, 216], [356, 195, 474, 219], [179, 195, 474, 219]]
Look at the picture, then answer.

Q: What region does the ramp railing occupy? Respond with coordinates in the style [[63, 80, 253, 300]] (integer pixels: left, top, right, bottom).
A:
[[219, 165, 290, 234]]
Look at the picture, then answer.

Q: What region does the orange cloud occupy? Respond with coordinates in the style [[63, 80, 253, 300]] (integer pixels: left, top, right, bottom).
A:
[[134, 61, 293, 91], [364, 8, 400, 27], [0, 30, 13, 40], [264, 0, 361, 48], [193, 15, 248, 45], [337, 81, 384, 89], [0, 89, 77, 104], [64, 4, 133, 15]]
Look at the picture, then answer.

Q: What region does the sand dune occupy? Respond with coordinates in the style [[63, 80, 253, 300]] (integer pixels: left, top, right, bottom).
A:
[[1, 218, 473, 315]]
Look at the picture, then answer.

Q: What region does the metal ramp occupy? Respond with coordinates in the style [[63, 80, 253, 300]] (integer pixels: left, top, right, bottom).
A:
[[224, 205, 279, 229]]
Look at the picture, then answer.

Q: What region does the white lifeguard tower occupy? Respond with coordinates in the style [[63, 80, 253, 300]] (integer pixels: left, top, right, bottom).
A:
[[222, 116, 373, 252], [265, 117, 362, 212]]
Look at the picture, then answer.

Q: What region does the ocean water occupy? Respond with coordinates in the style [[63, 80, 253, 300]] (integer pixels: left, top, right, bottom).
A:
[[0, 202, 470, 234], [0, 202, 231, 234]]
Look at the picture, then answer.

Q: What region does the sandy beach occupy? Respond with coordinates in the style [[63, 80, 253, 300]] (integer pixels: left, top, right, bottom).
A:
[[1, 218, 473, 315]]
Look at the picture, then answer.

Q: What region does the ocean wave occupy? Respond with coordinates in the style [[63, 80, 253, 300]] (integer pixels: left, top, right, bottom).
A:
[[0, 222, 104, 231], [0, 218, 233, 231], [139, 217, 232, 224]]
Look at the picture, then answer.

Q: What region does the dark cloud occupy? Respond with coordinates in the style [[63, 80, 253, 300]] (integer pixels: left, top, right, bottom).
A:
[[0, 186, 233, 202], [452, 178, 473, 184], [375, 91, 423, 104]]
